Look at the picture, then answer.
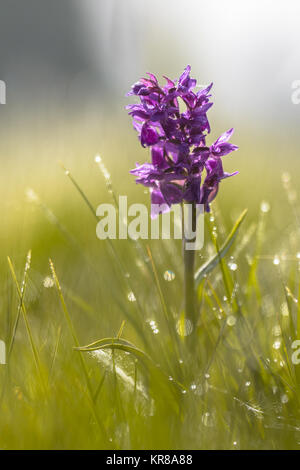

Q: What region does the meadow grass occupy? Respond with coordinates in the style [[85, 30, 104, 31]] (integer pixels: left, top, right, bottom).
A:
[[0, 120, 300, 449]]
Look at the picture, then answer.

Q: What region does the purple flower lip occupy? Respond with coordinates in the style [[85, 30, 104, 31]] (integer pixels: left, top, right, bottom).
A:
[[127, 66, 238, 218]]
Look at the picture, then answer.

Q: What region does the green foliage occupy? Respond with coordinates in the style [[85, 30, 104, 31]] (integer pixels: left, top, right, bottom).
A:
[[1, 129, 300, 450]]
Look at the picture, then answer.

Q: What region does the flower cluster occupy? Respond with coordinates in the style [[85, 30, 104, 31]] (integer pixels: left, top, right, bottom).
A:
[[127, 66, 238, 218]]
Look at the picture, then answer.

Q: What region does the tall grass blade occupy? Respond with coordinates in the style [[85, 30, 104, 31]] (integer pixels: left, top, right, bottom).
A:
[[7, 252, 46, 391], [49, 258, 109, 444], [195, 209, 248, 286], [76, 336, 185, 416], [60, 163, 149, 344]]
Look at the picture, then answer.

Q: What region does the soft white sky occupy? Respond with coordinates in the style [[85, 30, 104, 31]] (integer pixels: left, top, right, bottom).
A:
[[77, 0, 300, 131]]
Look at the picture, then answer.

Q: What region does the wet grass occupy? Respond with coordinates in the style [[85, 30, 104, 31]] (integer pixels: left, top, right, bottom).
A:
[[0, 121, 300, 449]]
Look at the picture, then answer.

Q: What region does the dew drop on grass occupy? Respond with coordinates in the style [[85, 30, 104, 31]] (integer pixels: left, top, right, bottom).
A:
[[297, 252, 300, 260], [245, 381, 251, 387], [226, 315, 237, 326], [260, 201, 270, 213], [281, 394, 289, 404], [147, 319, 160, 334], [272, 324, 281, 336], [95, 154, 111, 182], [193, 383, 204, 396], [280, 303, 289, 317], [212, 226, 218, 238], [273, 340, 281, 350], [163, 270, 175, 282], [127, 291, 136, 302], [228, 261, 238, 271], [273, 256, 280, 266], [43, 276, 54, 288]]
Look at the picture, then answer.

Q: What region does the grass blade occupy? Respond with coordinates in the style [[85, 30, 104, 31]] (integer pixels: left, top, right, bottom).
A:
[[76, 336, 186, 413], [195, 209, 248, 286], [49, 258, 109, 444], [7, 250, 31, 358], [60, 163, 150, 346], [7, 252, 46, 391]]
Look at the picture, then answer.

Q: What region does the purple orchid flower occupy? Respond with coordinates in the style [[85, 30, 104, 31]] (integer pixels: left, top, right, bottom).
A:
[[127, 66, 238, 218]]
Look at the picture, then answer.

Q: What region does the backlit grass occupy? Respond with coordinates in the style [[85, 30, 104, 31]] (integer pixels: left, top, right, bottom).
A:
[[0, 117, 300, 449]]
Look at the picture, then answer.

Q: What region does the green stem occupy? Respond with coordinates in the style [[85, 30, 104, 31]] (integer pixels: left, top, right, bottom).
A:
[[183, 202, 197, 327]]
